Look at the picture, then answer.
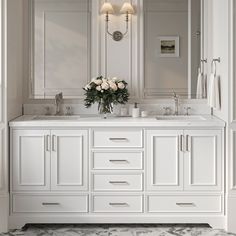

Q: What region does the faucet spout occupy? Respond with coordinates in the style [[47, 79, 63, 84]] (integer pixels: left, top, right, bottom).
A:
[[55, 92, 63, 115], [172, 91, 179, 116]]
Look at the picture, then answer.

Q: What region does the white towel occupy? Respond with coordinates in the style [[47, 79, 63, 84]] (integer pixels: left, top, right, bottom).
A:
[[203, 74, 207, 99], [196, 68, 204, 99], [208, 73, 220, 110]]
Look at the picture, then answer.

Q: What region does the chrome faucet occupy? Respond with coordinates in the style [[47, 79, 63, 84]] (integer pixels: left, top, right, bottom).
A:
[[55, 92, 63, 115], [172, 91, 179, 116]]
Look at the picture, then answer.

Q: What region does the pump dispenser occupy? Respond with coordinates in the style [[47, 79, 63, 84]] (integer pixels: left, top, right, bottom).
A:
[[132, 102, 140, 118]]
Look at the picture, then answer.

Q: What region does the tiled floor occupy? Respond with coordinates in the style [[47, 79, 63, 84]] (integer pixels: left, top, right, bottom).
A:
[[1, 224, 236, 236]]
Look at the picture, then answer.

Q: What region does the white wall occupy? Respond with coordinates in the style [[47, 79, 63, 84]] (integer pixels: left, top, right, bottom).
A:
[[0, 0, 24, 233], [228, 0, 236, 233], [7, 0, 24, 120]]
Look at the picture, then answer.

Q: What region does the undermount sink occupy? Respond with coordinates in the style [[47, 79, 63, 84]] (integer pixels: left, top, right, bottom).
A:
[[156, 115, 206, 121], [32, 115, 81, 121]]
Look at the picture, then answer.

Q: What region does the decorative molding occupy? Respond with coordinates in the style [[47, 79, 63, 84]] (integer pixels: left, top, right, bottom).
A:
[[188, 136, 217, 187], [55, 135, 83, 187], [231, 130, 236, 190], [19, 136, 46, 186], [29, 0, 92, 99], [151, 135, 180, 187]]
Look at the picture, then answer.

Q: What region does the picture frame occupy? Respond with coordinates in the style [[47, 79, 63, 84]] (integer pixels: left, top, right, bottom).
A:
[[158, 36, 180, 57]]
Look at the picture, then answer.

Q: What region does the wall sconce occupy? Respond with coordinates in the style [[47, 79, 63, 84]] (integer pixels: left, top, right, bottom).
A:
[[100, 1, 135, 41]]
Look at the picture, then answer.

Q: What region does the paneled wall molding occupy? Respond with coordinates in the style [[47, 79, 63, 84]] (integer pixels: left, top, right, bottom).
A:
[[29, 0, 92, 99], [99, 0, 139, 99]]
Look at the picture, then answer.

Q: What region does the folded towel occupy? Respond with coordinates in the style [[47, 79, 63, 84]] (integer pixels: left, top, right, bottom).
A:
[[208, 73, 220, 110], [196, 68, 204, 99]]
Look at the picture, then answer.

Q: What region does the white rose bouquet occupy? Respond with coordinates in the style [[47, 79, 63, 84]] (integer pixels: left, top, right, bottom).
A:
[[83, 76, 129, 116]]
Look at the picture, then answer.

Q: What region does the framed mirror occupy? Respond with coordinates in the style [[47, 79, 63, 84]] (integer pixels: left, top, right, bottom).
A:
[[142, 0, 206, 99], [29, 0, 91, 99]]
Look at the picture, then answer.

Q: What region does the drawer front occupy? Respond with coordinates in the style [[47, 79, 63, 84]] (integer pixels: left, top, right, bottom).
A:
[[93, 195, 143, 213], [92, 151, 143, 170], [93, 174, 143, 191], [147, 195, 222, 213], [12, 195, 88, 213], [92, 129, 143, 148]]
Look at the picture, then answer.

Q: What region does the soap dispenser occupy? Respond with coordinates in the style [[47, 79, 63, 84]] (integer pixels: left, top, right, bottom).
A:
[[132, 103, 140, 118]]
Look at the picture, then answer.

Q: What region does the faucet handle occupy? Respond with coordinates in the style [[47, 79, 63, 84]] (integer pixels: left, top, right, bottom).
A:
[[184, 107, 191, 116], [44, 106, 51, 116], [65, 106, 73, 116], [163, 106, 171, 116]]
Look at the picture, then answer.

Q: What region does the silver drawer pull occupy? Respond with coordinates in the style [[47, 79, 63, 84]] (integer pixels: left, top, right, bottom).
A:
[[109, 138, 128, 141], [42, 203, 60, 206], [109, 181, 129, 185], [109, 160, 128, 163], [109, 203, 129, 207], [176, 203, 195, 207]]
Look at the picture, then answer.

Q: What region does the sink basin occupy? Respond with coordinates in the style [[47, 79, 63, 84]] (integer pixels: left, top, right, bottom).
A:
[[156, 115, 206, 121], [33, 115, 81, 121]]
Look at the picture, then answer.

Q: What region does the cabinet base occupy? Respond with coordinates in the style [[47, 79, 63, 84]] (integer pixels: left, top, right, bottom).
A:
[[9, 215, 226, 230]]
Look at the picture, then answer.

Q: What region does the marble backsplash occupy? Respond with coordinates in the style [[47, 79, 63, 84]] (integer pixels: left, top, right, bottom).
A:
[[23, 101, 211, 116]]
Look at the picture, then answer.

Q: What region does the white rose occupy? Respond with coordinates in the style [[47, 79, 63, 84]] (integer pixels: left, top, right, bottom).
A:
[[117, 82, 125, 89], [111, 77, 120, 82], [101, 82, 110, 90], [96, 86, 102, 91], [102, 78, 108, 83], [108, 81, 118, 91], [94, 79, 102, 85]]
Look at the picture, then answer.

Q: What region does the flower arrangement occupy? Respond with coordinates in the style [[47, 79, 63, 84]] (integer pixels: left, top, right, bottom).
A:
[[83, 76, 129, 116]]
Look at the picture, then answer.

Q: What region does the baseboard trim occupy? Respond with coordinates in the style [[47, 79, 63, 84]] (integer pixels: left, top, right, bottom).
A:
[[9, 215, 225, 230]]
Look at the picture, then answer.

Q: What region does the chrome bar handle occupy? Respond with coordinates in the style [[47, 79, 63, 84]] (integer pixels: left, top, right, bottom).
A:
[[109, 160, 128, 163], [109, 203, 128, 206], [109, 181, 129, 185], [180, 135, 184, 152], [42, 203, 60, 206], [109, 138, 128, 141], [46, 135, 50, 151], [52, 135, 57, 152], [186, 135, 190, 152], [176, 202, 195, 207]]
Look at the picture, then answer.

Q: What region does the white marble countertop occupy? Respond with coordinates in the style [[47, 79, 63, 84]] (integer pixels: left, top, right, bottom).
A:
[[9, 115, 225, 128]]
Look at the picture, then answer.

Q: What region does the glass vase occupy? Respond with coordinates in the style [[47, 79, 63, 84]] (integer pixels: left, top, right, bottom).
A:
[[99, 100, 113, 119]]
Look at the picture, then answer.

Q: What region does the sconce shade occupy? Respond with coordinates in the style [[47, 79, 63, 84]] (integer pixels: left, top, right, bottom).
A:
[[120, 2, 134, 14], [100, 2, 115, 14]]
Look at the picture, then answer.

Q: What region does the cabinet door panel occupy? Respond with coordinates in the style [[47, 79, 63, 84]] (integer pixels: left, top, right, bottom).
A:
[[184, 130, 222, 191], [146, 130, 183, 191], [12, 130, 50, 191], [51, 130, 88, 191]]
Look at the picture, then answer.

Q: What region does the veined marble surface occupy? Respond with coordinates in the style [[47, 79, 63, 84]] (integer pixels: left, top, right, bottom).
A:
[[1, 224, 236, 236]]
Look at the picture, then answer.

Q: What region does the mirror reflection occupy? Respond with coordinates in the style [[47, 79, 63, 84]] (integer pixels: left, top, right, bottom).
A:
[[143, 0, 205, 99]]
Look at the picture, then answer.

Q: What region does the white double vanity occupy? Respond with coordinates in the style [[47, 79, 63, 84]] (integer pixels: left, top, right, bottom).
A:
[[8, 115, 225, 228], [2, 0, 236, 232]]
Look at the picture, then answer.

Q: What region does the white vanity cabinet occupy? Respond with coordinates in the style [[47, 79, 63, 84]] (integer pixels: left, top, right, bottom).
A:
[[11, 129, 88, 192], [9, 117, 225, 229], [12, 129, 51, 191], [146, 129, 222, 191]]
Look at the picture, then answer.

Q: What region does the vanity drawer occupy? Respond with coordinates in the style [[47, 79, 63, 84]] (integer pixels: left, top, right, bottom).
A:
[[93, 195, 143, 213], [93, 174, 143, 191], [92, 129, 143, 148], [92, 151, 143, 170], [12, 194, 88, 213], [147, 195, 222, 213]]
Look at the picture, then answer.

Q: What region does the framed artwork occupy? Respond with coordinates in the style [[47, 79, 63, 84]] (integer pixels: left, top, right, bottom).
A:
[[158, 36, 179, 57]]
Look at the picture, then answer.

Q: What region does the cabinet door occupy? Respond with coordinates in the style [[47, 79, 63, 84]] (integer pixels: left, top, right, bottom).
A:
[[146, 130, 184, 191], [51, 130, 88, 191], [12, 129, 51, 191], [184, 130, 222, 191]]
